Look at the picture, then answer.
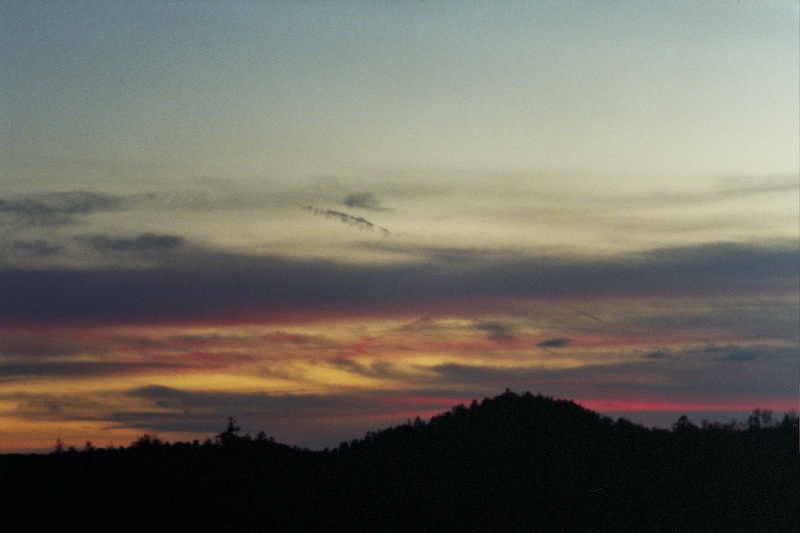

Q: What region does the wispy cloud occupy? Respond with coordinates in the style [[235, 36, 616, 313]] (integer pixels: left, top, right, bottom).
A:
[[475, 321, 515, 340], [343, 192, 393, 212], [0, 191, 126, 226], [423, 342, 798, 400], [537, 338, 571, 348], [77, 233, 184, 253], [630, 176, 800, 208], [305, 206, 390, 235], [643, 350, 672, 360], [9, 240, 63, 256], [0, 360, 186, 379], [0, 332, 103, 359]]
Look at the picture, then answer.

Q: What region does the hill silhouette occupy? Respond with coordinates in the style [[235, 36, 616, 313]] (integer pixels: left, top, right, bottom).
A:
[[1, 390, 797, 532]]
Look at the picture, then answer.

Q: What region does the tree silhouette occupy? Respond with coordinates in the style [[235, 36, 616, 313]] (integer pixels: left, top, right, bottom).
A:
[[748, 408, 774, 429]]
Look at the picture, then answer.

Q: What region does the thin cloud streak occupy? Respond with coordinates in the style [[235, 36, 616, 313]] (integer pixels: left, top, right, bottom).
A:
[[78, 233, 184, 253], [304, 205, 390, 235]]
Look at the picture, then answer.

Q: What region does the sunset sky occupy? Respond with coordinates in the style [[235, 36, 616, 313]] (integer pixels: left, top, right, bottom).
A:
[[1, 1, 798, 453]]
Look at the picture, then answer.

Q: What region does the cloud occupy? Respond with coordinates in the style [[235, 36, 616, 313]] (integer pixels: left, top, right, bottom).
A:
[[11, 393, 111, 421], [9, 240, 63, 256], [0, 191, 126, 226], [305, 206, 390, 235], [702, 344, 760, 362], [643, 350, 671, 360], [326, 358, 400, 380], [0, 360, 184, 379], [0, 241, 795, 325], [537, 338, 571, 348], [719, 351, 759, 362], [3, 338, 796, 448], [262, 332, 319, 345], [475, 321, 514, 340], [78, 233, 184, 253], [343, 192, 392, 212], [628, 298, 800, 344], [0, 334, 99, 359], [424, 343, 799, 400], [424, 363, 532, 386], [632, 175, 800, 208]]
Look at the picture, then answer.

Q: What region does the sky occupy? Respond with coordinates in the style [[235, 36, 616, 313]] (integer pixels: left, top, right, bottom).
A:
[[0, 1, 798, 453]]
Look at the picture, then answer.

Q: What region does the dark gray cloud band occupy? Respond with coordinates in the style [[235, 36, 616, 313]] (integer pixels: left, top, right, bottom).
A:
[[78, 233, 184, 253], [0, 241, 796, 324]]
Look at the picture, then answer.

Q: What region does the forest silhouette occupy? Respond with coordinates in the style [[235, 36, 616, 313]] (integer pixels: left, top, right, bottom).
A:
[[1, 390, 797, 532]]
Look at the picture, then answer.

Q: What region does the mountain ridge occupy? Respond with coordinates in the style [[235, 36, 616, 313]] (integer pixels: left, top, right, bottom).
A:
[[1, 390, 797, 532]]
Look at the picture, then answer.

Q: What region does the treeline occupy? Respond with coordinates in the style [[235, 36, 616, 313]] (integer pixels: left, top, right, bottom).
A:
[[1, 391, 797, 532]]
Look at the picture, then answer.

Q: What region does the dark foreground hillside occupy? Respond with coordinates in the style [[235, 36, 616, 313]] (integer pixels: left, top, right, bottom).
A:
[[1, 391, 797, 532]]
